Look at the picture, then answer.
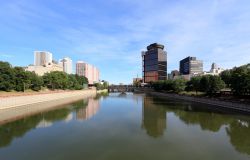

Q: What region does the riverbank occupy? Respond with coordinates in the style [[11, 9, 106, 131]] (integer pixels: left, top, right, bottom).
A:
[[148, 91, 250, 114], [0, 89, 82, 98], [0, 89, 97, 124], [97, 89, 108, 94], [0, 89, 96, 110]]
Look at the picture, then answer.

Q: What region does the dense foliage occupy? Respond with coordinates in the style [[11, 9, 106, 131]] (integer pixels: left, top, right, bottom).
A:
[[221, 64, 250, 95], [187, 75, 225, 95], [152, 64, 250, 96], [0, 61, 88, 92], [94, 81, 109, 90], [152, 75, 225, 95], [152, 79, 187, 93]]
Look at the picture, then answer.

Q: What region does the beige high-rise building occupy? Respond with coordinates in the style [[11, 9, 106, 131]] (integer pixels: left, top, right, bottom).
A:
[[59, 57, 72, 74], [26, 51, 63, 76], [76, 61, 99, 85], [34, 51, 52, 66]]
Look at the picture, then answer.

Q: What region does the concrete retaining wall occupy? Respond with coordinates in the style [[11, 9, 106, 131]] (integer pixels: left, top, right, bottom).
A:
[[0, 89, 96, 110], [149, 92, 250, 114]]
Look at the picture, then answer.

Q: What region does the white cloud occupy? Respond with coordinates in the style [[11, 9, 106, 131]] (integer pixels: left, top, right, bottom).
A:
[[1, 0, 250, 83], [0, 53, 13, 58]]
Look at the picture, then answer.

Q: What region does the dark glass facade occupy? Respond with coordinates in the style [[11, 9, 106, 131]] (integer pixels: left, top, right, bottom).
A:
[[179, 56, 203, 75], [142, 43, 167, 83]]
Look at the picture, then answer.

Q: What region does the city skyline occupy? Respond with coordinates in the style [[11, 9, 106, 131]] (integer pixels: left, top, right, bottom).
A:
[[0, 0, 250, 84]]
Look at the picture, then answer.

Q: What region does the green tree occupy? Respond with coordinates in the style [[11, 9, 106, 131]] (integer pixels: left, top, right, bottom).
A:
[[94, 82, 104, 90], [208, 75, 225, 95], [187, 76, 202, 94], [172, 78, 186, 93], [230, 64, 250, 95], [68, 74, 83, 90], [103, 81, 109, 89], [163, 80, 174, 91], [43, 71, 68, 90], [0, 61, 15, 91], [200, 75, 210, 93], [220, 70, 232, 87], [200, 75, 225, 95], [75, 75, 88, 87], [28, 71, 43, 91], [13, 67, 31, 92], [152, 80, 165, 91]]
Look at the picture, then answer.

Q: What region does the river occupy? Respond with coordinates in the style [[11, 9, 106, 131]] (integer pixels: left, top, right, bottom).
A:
[[0, 93, 250, 160]]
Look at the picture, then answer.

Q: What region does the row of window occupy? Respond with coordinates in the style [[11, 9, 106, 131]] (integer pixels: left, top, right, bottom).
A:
[[144, 53, 158, 60]]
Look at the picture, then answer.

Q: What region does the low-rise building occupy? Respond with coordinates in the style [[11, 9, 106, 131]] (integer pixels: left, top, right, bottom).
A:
[[203, 63, 224, 76], [25, 63, 63, 76], [168, 70, 180, 80]]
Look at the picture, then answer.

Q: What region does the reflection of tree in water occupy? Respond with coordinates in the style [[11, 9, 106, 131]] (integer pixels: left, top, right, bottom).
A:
[[0, 115, 42, 148], [94, 92, 109, 100], [0, 106, 72, 148], [147, 95, 250, 156], [0, 97, 103, 148], [226, 119, 250, 155], [142, 97, 166, 138], [174, 109, 234, 132], [71, 99, 88, 111], [149, 96, 234, 132]]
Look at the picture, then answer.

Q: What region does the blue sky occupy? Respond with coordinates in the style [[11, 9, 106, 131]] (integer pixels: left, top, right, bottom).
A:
[[0, 0, 250, 84]]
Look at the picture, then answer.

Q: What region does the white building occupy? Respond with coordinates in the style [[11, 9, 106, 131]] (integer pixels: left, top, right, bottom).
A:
[[59, 57, 72, 74], [34, 51, 52, 66], [203, 63, 224, 76]]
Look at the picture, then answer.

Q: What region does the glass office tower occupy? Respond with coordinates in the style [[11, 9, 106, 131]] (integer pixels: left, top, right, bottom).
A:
[[142, 43, 167, 83]]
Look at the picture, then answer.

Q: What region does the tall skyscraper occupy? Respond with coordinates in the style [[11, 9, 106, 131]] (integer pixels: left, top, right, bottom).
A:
[[179, 56, 203, 75], [59, 57, 72, 74], [34, 51, 52, 66], [142, 43, 167, 83], [76, 61, 99, 85], [76, 61, 85, 76]]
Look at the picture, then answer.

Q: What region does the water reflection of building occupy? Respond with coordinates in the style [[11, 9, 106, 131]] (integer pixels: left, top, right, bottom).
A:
[[76, 99, 100, 120], [142, 97, 167, 138], [64, 113, 73, 122], [36, 119, 53, 128]]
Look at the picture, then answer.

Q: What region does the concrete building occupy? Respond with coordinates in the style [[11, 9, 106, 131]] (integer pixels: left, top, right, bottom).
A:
[[59, 57, 72, 74], [142, 43, 167, 83], [168, 70, 180, 80], [179, 56, 203, 75], [25, 63, 63, 76], [76, 61, 99, 85], [203, 63, 224, 76], [26, 51, 63, 76], [34, 51, 52, 66]]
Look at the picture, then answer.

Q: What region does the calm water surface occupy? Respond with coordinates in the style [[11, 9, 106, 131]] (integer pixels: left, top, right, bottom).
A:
[[0, 93, 250, 160]]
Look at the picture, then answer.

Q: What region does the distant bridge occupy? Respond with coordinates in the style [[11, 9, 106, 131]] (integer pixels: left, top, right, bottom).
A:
[[108, 85, 135, 93]]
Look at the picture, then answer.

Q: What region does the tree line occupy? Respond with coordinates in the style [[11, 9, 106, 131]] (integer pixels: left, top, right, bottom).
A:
[[151, 63, 250, 96], [94, 81, 109, 90], [0, 61, 88, 92]]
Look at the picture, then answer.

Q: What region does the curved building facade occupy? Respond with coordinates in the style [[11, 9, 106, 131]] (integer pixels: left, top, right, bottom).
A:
[[142, 43, 167, 83]]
